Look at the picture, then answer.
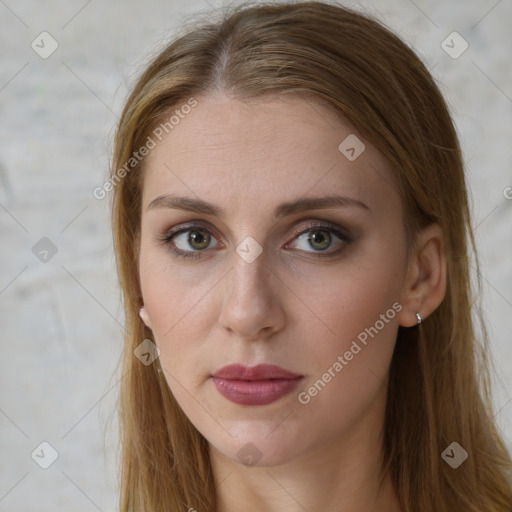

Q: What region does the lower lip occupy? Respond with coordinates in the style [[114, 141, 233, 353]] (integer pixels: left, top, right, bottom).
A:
[[211, 377, 303, 406]]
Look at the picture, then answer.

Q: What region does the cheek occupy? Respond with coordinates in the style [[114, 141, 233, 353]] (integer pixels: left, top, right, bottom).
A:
[[292, 273, 401, 435], [139, 245, 185, 360], [139, 236, 212, 336], [296, 240, 404, 390], [138, 244, 219, 389], [304, 238, 404, 339]]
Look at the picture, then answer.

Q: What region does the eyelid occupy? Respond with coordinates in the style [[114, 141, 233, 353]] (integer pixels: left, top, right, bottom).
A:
[[161, 218, 351, 239], [160, 220, 222, 244], [290, 219, 352, 240]]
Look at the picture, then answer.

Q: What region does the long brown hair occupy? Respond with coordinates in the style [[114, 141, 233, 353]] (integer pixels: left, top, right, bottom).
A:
[[109, 1, 512, 510]]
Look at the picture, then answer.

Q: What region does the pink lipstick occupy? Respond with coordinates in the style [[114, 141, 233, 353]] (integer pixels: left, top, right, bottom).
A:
[[211, 363, 303, 406]]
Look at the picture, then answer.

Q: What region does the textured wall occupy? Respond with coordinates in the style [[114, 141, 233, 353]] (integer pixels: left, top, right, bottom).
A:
[[1, 0, 511, 510]]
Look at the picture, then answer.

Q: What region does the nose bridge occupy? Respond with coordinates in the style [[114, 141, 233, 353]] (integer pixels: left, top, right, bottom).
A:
[[230, 238, 269, 296], [223, 208, 269, 284], [218, 238, 283, 338]]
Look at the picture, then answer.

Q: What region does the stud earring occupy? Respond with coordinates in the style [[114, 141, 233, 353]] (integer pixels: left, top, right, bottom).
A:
[[416, 312, 422, 325]]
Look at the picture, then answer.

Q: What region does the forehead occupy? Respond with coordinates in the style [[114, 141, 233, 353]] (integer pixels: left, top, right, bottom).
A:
[[140, 93, 399, 218]]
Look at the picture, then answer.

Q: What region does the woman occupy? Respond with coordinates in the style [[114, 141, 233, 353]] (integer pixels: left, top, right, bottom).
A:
[[109, 1, 512, 510]]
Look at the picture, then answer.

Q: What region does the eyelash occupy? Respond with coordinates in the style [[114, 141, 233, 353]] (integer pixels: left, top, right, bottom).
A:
[[156, 220, 353, 261]]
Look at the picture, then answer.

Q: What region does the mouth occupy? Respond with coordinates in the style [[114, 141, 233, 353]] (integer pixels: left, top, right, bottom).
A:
[[211, 363, 304, 406]]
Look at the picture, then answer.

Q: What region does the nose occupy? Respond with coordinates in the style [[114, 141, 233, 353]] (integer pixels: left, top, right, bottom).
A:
[[218, 246, 286, 340]]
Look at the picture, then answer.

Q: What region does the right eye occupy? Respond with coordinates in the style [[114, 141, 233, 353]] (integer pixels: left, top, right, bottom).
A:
[[158, 225, 221, 260]]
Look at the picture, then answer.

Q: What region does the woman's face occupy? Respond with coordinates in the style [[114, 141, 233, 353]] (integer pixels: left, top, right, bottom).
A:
[[138, 93, 411, 467]]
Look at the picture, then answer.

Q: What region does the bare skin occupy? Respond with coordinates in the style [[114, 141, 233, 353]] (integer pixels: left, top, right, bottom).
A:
[[138, 92, 446, 511]]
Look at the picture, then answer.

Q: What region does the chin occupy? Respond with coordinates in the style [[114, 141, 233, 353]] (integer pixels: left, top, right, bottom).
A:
[[211, 430, 303, 468]]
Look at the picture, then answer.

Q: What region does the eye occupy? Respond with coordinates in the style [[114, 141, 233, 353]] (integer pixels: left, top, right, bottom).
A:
[[157, 224, 221, 260], [157, 220, 352, 261], [286, 220, 352, 257]]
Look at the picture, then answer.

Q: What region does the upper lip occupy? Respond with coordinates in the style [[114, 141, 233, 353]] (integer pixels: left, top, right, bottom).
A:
[[212, 363, 302, 380]]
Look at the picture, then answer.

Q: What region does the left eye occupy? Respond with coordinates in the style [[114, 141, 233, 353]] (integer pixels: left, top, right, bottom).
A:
[[158, 221, 351, 260], [289, 226, 348, 254]]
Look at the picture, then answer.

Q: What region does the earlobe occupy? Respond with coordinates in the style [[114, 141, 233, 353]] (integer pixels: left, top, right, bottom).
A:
[[397, 223, 447, 328], [139, 306, 152, 329]]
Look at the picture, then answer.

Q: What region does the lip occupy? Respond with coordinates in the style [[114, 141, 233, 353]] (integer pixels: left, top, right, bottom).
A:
[[212, 363, 302, 380], [211, 364, 304, 406]]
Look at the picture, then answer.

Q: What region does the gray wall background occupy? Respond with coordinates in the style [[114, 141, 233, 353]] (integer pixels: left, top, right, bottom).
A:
[[0, 0, 511, 510]]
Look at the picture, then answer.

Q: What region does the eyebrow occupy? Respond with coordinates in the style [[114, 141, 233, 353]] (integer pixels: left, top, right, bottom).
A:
[[147, 193, 370, 218]]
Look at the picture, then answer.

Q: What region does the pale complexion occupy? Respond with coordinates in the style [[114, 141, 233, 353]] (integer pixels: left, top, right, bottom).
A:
[[138, 92, 446, 511]]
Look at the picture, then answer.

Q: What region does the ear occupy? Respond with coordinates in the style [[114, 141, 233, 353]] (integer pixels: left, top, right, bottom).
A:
[[139, 306, 153, 329], [397, 223, 447, 327]]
